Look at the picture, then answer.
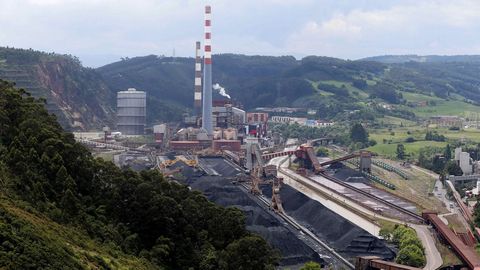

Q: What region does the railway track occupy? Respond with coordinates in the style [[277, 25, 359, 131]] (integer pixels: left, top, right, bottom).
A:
[[276, 158, 424, 224], [318, 172, 424, 223], [316, 150, 423, 222]]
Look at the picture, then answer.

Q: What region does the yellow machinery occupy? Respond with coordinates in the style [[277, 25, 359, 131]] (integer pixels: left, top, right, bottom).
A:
[[160, 155, 198, 169], [177, 155, 198, 167]]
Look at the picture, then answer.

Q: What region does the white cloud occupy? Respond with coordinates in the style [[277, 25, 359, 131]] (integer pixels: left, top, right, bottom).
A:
[[0, 0, 480, 66], [286, 0, 480, 58]]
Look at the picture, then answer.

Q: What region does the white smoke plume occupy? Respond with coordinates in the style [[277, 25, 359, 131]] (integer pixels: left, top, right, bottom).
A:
[[213, 83, 231, 99]]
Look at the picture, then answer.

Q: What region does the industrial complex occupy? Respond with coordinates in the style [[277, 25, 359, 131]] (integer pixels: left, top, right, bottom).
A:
[[71, 5, 480, 270]]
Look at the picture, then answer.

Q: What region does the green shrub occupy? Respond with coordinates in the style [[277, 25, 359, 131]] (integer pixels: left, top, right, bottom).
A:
[[391, 225, 425, 268]]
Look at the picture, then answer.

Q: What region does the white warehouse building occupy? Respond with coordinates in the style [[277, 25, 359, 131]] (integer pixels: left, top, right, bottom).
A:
[[455, 147, 474, 175]]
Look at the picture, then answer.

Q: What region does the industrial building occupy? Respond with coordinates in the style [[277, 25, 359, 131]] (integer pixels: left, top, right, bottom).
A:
[[153, 124, 167, 144], [247, 112, 269, 123], [117, 88, 146, 135], [455, 147, 474, 175], [171, 5, 267, 151], [213, 128, 238, 140], [212, 104, 246, 129], [270, 116, 307, 125], [212, 140, 241, 152]]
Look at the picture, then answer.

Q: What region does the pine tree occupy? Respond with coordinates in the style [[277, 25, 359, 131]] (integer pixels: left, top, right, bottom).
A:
[[61, 189, 79, 218], [55, 165, 76, 197], [444, 144, 452, 160], [396, 144, 406, 159], [350, 123, 368, 143]]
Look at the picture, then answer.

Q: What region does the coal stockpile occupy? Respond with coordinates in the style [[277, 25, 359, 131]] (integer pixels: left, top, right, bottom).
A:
[[261, 184, 395, 260], [179, 161, 325, 268], [199, 157, 240, 177], [330, 163, 365, 181]]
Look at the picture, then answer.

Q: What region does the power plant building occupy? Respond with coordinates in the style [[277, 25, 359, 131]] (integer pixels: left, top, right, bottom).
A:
[[117, 88, 146, 135]]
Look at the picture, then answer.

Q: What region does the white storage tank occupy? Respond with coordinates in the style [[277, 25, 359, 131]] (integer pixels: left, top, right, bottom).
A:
[[117, 88, 146, 135]]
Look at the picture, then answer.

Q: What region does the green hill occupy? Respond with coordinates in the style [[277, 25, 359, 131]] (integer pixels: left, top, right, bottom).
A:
[[98, 54, 480, 124], [362, 54, 480, 63], [1, 47, 480, 129], [0, 80, 278, 269]]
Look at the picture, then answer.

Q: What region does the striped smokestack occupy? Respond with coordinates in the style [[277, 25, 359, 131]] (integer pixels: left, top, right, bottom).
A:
[[202, 5, 213, 136], [194, 41, 202, 117]]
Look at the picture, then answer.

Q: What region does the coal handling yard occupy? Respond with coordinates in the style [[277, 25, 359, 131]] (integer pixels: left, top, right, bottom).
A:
[[319, 164, 419, 222], [72, 3, 480, 269], [177, 157, 394, 269]]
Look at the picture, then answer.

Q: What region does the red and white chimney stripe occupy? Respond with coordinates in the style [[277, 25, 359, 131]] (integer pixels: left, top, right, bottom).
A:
[[194, 42, 202, 110], [204, 5, 212, 65]]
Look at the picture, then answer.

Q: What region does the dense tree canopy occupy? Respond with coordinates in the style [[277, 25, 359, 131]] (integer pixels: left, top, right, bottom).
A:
[[350, 123, 369, 144], [445, 160, 463, 176], [381, 225, 425, 268], [0, 80, 278, 269]]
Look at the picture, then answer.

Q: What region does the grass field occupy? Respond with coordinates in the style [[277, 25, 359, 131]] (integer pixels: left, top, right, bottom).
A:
[[402, 92, 443, 103], [401, 91, 480, 118], [377, 116, 418, 127], [372, 159, 447, 213], [409, 100, 480, 118], [370, 126, 480, 143], [368, 141, 448, 158], [319, 80, 370, 99], [368, 122, 480, 158], [308, 80, 335, 97]]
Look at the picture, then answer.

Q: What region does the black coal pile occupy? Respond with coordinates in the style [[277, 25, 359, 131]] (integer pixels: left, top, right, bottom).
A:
[[200, 157, 240, 176], [329, 164, 367, 182], [262, 184, 395, 260], [180, 174, 325, 268]]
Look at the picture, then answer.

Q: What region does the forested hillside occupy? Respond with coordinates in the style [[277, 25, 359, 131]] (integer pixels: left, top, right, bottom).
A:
[[1, 47, 480, 129], [98, 54, 480, 124], [0, 81, 278, 269], [363, 54, 480, 63], [97, 54, 307, 123]]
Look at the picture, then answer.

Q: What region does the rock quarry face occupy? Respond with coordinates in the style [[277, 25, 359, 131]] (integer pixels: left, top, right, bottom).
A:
[[30, 59, 114, 130], [0, 48, 114, 130]]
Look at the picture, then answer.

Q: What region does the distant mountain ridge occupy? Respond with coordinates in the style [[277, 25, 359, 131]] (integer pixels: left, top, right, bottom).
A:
[[98, 54, 480, 122], [362, 54, 480, 63], [1, 47, 480, 129]]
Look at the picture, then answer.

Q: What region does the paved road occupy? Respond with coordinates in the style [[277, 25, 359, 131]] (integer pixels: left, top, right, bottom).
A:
[[411, 224, 443, 270], [414, 165, 472, 232]]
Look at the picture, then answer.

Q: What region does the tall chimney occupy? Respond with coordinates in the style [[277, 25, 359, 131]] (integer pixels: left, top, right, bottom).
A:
[[202, 5, 213, 137], [194, 41, 202, 117]]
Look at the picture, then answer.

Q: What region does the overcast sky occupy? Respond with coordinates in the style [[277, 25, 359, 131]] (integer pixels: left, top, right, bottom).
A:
[[1, 0, 479, 67]]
